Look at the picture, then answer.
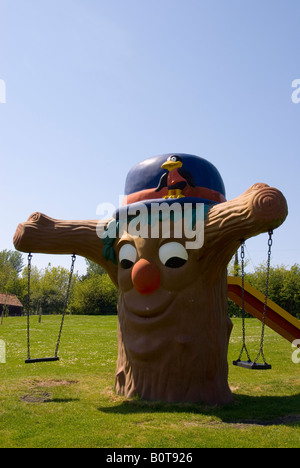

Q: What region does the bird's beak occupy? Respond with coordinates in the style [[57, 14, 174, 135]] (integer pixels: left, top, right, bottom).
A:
[[161, 160, 183, 171]]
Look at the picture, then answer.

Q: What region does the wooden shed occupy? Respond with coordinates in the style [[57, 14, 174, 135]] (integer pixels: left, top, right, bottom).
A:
[[0, 294, 23, 316]]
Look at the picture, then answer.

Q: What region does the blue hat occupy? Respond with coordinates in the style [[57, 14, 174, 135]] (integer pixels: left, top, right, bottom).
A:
[[103, 154, 226, 263], [116, 153, 226, 217]]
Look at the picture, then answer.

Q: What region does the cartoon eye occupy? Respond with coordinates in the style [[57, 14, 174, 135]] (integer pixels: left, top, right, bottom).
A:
[[159, 242, 188, 268], [169, 156, 177, 161], [119, 244, 137, 269]]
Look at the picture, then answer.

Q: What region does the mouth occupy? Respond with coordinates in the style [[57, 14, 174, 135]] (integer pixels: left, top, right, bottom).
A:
[[121, 288, 176, 323], [119, 288, 178, 359]]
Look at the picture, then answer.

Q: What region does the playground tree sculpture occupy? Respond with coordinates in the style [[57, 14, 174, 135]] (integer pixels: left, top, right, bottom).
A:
[[13, 154, 288, 405]]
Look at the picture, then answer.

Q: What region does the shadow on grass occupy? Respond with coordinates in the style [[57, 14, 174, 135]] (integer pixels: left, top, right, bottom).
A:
[[98, 392, 300, 426]]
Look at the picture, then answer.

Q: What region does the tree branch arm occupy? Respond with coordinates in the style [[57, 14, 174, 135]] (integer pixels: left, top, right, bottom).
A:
[[13, 212, 118, 284], [203, 183, 288, 266]]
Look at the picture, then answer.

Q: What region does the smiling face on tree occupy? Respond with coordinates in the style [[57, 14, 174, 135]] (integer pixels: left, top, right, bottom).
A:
[[105, 212, 205, 323], [116, 230, 202, 352]]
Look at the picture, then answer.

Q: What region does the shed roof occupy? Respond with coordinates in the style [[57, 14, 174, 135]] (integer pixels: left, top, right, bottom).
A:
[[0, 294, 23, 308]]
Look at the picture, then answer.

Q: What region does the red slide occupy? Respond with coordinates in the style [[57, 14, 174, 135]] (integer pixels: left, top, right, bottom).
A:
[[228, 276, 300, 344]]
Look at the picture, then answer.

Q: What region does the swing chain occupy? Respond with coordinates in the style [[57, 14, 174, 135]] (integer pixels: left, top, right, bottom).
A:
[[54, 254, 76, 358], [26, 253, 33, 360], [237, 240, 252, 362], [25, 253, 76, 363], [254, 229, 273, 364]]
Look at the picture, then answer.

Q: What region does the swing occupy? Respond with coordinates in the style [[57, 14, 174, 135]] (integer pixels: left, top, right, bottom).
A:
[[25, 253, 76, 364], [233, 230, 273, 370]]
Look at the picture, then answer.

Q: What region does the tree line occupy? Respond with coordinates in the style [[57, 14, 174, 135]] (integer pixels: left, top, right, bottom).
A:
[[0, 249, 299, 318], [0, 250, 118, 316]]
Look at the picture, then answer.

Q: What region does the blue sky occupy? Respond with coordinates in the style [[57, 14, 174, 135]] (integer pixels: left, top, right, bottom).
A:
[[0, 0, 299, 275]]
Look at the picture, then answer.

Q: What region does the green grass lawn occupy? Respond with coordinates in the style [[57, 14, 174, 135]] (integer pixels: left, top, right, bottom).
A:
[[0, 315, 299, 448]]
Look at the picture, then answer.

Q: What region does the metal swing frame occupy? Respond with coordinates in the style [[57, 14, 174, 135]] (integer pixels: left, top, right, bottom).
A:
[[233, 230, 273, 370], [25, 253, 76, 364]]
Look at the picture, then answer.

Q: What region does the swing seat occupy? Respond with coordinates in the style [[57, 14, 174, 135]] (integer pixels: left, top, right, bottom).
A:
[[25, 357, 60, 364], [25, 253, 76, 365], [233, 359, 271, 370]]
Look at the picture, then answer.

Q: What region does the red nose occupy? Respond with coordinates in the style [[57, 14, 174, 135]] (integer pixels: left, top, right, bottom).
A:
[[131, 259, 161, 295]]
